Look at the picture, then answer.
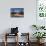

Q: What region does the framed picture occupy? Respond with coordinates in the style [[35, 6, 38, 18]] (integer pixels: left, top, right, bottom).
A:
[[10, 8, 24, 17], [37, 0, 46, 18]]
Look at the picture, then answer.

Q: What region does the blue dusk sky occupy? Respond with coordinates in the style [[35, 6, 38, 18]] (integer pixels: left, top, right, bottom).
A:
[[11, 8, 24, 13]]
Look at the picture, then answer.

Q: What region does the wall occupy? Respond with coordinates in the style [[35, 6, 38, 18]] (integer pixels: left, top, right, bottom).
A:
[[0, 0, 36, 42]]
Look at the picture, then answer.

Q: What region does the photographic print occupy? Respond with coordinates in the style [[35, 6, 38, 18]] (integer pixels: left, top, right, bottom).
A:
[[10, 8, 24, 17]]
